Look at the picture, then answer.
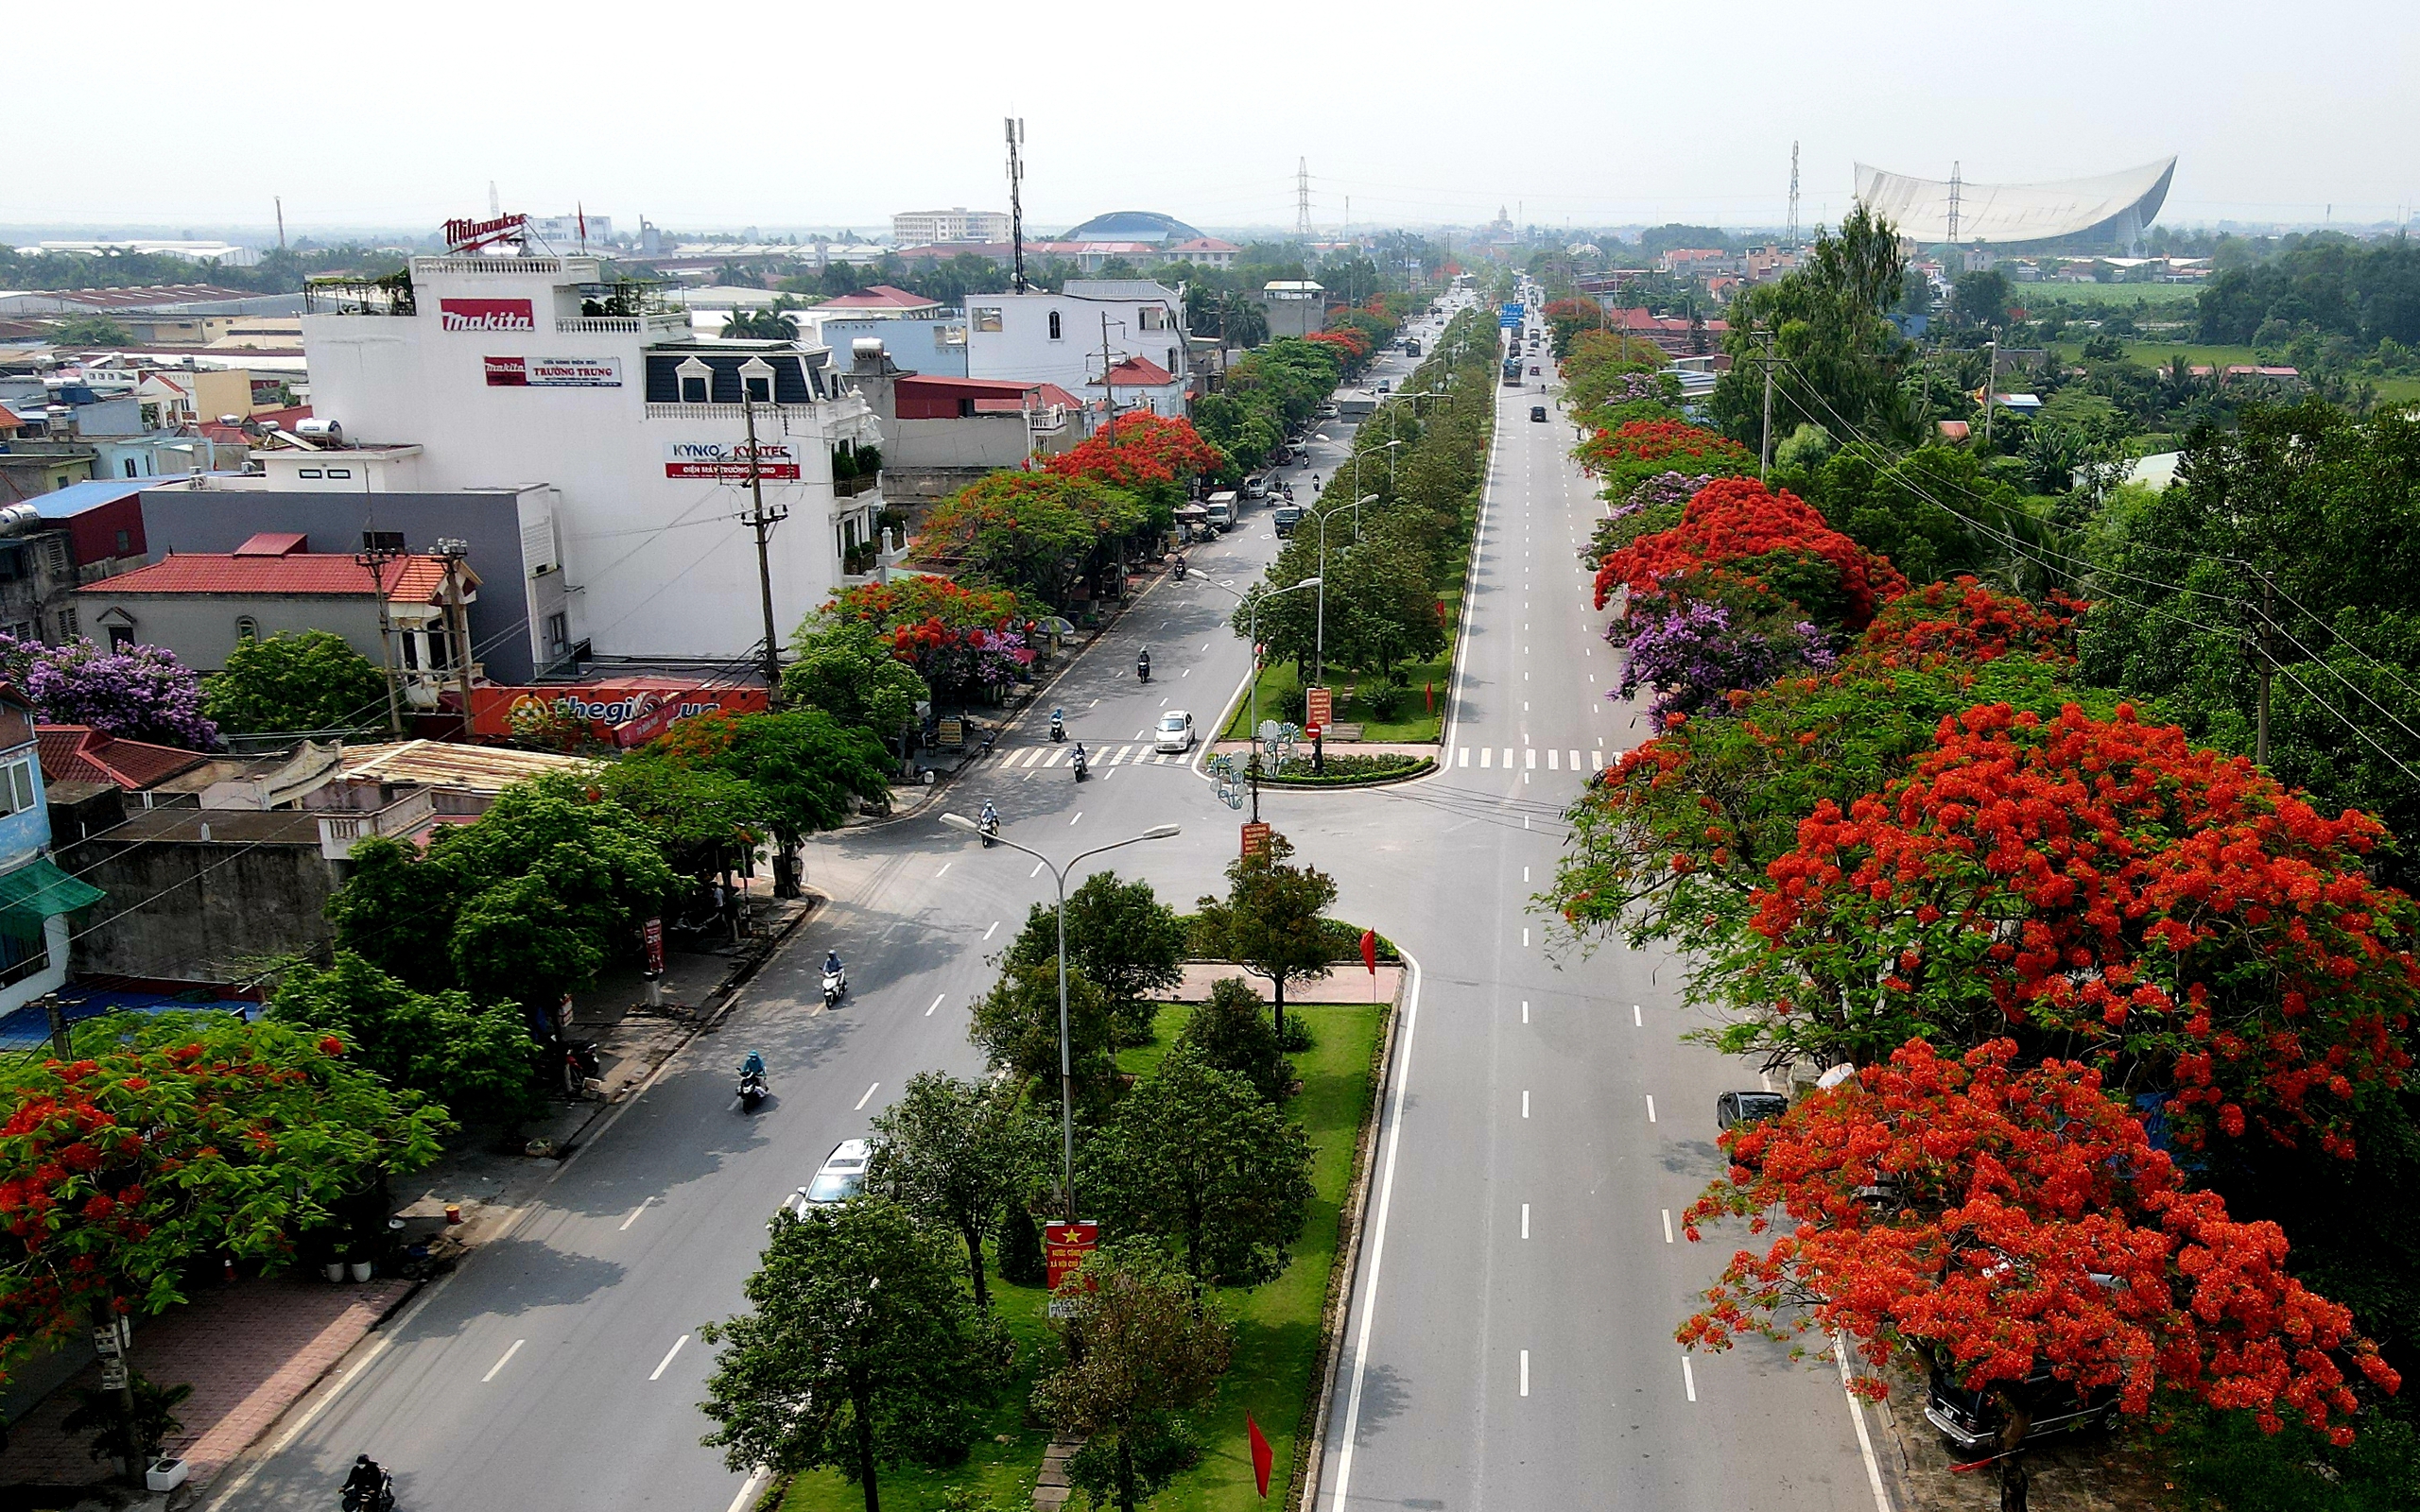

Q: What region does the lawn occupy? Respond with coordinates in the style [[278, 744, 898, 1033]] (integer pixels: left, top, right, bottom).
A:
[[1218, 586, 1464, 745], [2012, 280, 2204, 307], [777, 1000, 1387, 1512]]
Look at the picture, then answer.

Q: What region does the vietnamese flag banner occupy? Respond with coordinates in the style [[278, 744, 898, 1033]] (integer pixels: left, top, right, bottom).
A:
[[1360, 929, 1377, 974], [1247, 1413, 1273, 1497]]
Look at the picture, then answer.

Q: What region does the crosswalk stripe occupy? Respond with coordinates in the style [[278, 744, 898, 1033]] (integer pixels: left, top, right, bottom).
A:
[[1547, 749, 1559, 770], [1042, 748, 1064, 767], [1590, 750, 1604, 770], [1503, 748, 1514, 769], [1569, 750, 1582, 772], [1110, 746, 1132, 765], [1458, 746, 1471, 767], [1525, 748, 1538, 769], [1480, 747, 1492, 768]]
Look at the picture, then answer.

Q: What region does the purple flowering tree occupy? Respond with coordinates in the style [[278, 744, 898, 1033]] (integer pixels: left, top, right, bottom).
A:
[[1608, 471, 1716, 522], [0, 634, 218, 748], [1607, 586, 1836, 721]]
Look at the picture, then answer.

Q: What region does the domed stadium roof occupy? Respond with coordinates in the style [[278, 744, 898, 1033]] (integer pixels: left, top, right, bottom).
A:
[[1853, 158, 2176, 249], [1058, 210, 1206, 243]]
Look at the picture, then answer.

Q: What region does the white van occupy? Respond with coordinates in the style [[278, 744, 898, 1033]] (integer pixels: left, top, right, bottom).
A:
[[1203, 490, 1238, 531]]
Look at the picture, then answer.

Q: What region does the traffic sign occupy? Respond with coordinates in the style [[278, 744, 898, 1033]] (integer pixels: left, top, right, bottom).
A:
[[1242, 821, 1273, 856], [1306, 687, 1334, 729]]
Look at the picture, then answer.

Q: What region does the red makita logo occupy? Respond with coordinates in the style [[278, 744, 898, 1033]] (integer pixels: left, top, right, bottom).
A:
[[440, 299, 535, 332]]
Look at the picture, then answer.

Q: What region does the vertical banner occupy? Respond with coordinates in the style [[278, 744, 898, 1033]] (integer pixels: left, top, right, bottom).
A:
[[1241, 821, 1272, 857], [1305, 687, 1334, 730], [1043, 1221, 1099, 1317], [643, 917, 665, 976]]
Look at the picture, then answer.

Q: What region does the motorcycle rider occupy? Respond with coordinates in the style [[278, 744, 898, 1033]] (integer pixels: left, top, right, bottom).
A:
[[740, 1048, 766, 1080], [823, 950, 843, 981], [980, 799, 999, 832], [342, 1455, 389, 1510], [1137, 647, 1152, 681], [1072, 742, 1089, 775]]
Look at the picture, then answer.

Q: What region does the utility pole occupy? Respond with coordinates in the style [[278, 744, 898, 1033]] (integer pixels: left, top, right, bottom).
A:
[[737, 360, 788, 706], [1758, 328, 1777, 480], [435, 539, 476, 724], [2255, 571, 2275, 767], [1946, 161, 1962, 247], [275, 196, 286, 253], [1098, 314, 1118, 444], [354, 541, 406, 734], [1981, 334, 1999, 446], [1005, 117, 1029, 293], [1787, 141, 1801, 258]]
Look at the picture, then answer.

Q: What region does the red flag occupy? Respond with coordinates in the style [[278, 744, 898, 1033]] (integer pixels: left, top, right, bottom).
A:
[[1247, 1412, 1273, 1497], [1360, 929, 1377, 975]]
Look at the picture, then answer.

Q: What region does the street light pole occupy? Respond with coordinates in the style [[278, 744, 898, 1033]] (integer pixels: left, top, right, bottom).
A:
[[1205, 576, 1320, 821], [941, 816, 1179, 1221]]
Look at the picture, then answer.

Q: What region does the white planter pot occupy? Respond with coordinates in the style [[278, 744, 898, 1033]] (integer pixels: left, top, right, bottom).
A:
[[322, 1263, 345, 1282], [147, 1457, 190, 1491], [347, 1261, 373, 1282]]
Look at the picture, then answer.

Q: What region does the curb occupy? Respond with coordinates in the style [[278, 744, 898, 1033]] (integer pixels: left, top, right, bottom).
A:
[[1287, 955, 1411, 1512], [1256, 758, 1437, 790]]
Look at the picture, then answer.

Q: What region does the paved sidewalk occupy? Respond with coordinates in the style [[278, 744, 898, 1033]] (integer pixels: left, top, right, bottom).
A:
[[1, 1276, 414, 1496], [1166, 961, 1403, 1005]]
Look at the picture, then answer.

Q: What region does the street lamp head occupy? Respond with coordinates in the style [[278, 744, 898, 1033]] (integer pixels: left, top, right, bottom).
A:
[[1292, 576, 1322, 590], [1357, 493, 1379, 505], [1141, 824, 1181, 840], [939, 813, 978, 834]]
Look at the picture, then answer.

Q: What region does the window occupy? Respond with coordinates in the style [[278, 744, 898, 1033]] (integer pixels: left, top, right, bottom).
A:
[[1138, 305, 1167, 331], [55, 609, 76, 640], [362, 531, 405, 552], [123, 458, 139, 478], [972, 305, 1003, 333], [1047, 310, 1063, 340], [324, 468, 353, 479], [1167, 347, 1178, 375], [114, 529, 131, 554], [743, 371, 772, 404], [0, 757, 35, 816], [427, 627, 450, 672], [400, 632, 420, 671], [235, 616, 260, 642], [0, 918, 49, 987], [42, 540, 70, 576], [544, 612, 570, 658], [298, 468, 323, 479], [107, 627, 132, 654], [681, 373, 709, 402]]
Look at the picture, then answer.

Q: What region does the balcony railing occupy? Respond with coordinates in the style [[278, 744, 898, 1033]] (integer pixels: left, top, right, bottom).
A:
[[318, 788, 437, 862], [833, 473, 880, 498], [557, 313, 690, 335], [643, 403, 822, 421]]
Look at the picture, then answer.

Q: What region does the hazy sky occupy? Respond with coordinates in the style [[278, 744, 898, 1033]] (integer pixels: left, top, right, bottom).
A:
[[14, 0, 2416, 235]]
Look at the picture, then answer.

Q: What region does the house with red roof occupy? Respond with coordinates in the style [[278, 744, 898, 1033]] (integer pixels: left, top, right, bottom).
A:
[[35, 725, 211, 794], [75, 531, 477, 707], [814, 284, 944, 318]]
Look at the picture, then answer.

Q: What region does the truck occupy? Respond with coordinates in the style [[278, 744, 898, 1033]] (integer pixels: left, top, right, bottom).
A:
[[1203, 490, 1238, 532], [1272, 503, 1304, 537]]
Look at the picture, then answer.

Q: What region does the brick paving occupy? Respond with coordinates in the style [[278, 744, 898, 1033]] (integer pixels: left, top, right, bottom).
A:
[[1, 1275, 414, 1492], [1167, 962, 1403, 1005]]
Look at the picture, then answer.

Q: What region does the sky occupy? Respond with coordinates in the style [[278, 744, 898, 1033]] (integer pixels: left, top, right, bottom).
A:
[[12, 0, 2417, 237]]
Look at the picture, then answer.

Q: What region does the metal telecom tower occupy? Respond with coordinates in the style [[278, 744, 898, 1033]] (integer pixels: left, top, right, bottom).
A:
[[1005, 118, 1029, 292], [1296, 158, 1312, 240], [1787, 141, 1801, 255], [1945, 161, 1962, 246]]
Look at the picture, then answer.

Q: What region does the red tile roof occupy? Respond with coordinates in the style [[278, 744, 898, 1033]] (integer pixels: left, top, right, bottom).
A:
[[821, 284, 940, 310], [234, 531, 309, 557], [80, 552, 457, 602], [37, 725, 210, 790], [1098, 355, 1174, 387]]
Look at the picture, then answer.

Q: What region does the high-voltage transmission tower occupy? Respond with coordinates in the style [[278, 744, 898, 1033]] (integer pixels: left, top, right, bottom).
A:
[[1787, 140, 1801, 254], [1005, 117, 1029, 292], [1946, 160, 1962, 245], [1296, 158, 1312, 240]]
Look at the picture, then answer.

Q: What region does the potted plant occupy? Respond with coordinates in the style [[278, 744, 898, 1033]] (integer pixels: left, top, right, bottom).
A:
[[60, 1371, 191, 1486]]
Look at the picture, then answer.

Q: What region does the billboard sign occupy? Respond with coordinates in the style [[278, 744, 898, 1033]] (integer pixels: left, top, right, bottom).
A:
[[1305, 687, 1334, 730], [664, 439, 801, 482], [1044, 1221, 1099, 1316], [467, 682, 771, 741], [440, 298, 536, 332], [486, 355, 622, 387]]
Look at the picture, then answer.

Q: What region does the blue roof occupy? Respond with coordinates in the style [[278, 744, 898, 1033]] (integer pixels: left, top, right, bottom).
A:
[[25, 473, 237, 520]]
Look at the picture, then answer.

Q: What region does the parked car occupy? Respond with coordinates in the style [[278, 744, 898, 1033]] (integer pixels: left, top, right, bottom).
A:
[[779, 1138, 874, 1221], [1715, 1091, 1789, 1130], [1925, 1362, 2118, 1454], [1376, 379, 1392, 393], [1530, 405, 1547, 422], [1244, 470, 1274, 500], [1153, 711, 1197, 753]]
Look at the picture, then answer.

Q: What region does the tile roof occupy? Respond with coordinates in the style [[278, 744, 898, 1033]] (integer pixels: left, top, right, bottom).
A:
[[36, 725, 211, 791], [821, 284, 940, 310], [81, 552, 456, 601], [1098, 355, 1175, 387]]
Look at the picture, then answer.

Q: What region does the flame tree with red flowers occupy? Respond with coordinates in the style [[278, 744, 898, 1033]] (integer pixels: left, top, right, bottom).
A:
[[1595, 476, 1910, 632], [1681, 1039, 2398, 1512], [1575, 420, 1753, 509], [1732, 702, 2418, 1158], [1044, 412, 1226, 519], [804, 577, 1032, 697], [0, 1013, 447, 1390]]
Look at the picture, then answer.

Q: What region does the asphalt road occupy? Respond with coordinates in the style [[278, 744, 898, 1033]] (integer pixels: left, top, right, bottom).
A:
[[210, 299, 1890, 1512], [207, 336, 1430, 1512]]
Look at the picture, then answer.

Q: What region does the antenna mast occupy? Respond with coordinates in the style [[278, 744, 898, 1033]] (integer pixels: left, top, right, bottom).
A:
[[1787, 141, 1801, 255], [1946, 161, 1962, 246], [1296, 158, 1312, 241], [1006, 117, 1029, 293]]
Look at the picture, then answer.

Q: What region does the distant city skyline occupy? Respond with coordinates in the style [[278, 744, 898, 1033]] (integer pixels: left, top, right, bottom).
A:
[[12, 0, 2415, 234]]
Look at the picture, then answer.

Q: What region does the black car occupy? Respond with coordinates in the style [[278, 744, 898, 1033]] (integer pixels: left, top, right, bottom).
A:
[[1715, 1090, 1789, 1130], [1530, 405, 1547, 422], [1925, 1363, 2118, 1454]]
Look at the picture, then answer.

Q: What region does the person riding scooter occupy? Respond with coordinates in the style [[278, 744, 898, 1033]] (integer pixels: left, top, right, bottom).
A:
[[979, 801, 1000, 847], [1071, 743, 1089, 781], [342, 1455, 394, 1512], [1173, 554, 1188, 580], [1049, 707, 1066, 743], [737, 1049, 768, 1109], [1136, 648, 1152, 683]]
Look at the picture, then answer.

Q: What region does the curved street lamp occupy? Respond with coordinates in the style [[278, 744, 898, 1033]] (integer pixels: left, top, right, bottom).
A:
[[1202, 575, 1321, 820]]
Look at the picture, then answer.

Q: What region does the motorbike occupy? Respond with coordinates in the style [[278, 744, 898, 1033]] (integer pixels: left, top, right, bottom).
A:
[[979, 814, 999, 848], [1172, 557, 1188, 581], [1136, 656, 1151, 684], [822, 968, 847, 1007], [1071, 748, 1090, 782], [1049, 709, 1066, 743], [737, 1068, 769, 1112], [341, 1470, 396, 1512]]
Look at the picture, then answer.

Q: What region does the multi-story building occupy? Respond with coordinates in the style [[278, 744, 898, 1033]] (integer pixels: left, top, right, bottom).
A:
[[891, 208, 1011, 246], [299, 251, 886, 667], [0, 682, 104, 1016], [962, 280, 1192, 419]]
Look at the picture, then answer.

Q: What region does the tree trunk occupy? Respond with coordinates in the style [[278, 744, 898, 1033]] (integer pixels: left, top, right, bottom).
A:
[[1115, 1435, 1137, 1512], [855, 1380, 882, 1512], [960, 1218, 990, 1308], [1272, 974, 1286, 1044], [1995, 1397, 2031, 1512]]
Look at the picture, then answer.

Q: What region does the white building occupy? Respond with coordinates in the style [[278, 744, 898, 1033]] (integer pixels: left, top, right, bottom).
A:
[[299, 253, 887, 667], [526, 213, 613, 249], [962, 280, 1192, 419], [892, 208, 1011, 245]]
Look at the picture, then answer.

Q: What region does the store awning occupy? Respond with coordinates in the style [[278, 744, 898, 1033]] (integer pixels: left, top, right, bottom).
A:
[[0, 858, 105, 925]]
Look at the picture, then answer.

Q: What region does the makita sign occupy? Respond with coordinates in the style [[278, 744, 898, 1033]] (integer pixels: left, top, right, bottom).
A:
[[440, 299, 536, 332]]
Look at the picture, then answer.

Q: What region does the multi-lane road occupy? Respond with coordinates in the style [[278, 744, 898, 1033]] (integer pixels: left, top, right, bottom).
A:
[[211, 301, 1896, 1512]]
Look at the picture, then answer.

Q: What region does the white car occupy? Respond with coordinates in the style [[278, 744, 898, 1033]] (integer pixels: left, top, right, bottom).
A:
[[779, 1138, 873, 1222], [1153, 711, 1196, 753]]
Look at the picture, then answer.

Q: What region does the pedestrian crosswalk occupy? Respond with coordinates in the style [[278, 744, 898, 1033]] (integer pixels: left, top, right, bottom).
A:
[[998, 744, 1184, 768], [1449, 745, 1601, 773]]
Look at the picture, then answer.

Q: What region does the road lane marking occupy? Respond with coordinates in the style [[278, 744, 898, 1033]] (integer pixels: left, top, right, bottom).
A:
[[1569, 750, 1582, 770], [619, 1199, 651, 1231], [1521, 1000, 1529, 1023], [1522, 866, 1529, 882], [648, 1333, 689, 1381], [1522, 1090, 1530, 1118], [1522, 927, 1530, 947], [934, 862, 951, 879], [1525, 748, 1537, 768], [1663, 1209, 1674, 1244], [1520, 1349, 1530, 1397], [1459, 746, 1470, 767], [1683, 1355, 1698, 1401], [1182, 667, 1190, 677], [1521, 1203, 1530, 1239], [855, 1082, 880, 1110], [984, 919, 999, 940], [1480, 747, 1492, 767], [1030, 861, 1045, 878], [1591, 750, 1604, 770], [1634, 1003, 1642, 1026], [1070, 812, 1082, 825], [482, 1339, 525, 1383], [1836, 1333, 1894, 1512], [723, 1470, 769, 1512], [1502, 747, 1512, 767], [926, 993, 946, 1017], [1646, 1095, 1657, 1124]]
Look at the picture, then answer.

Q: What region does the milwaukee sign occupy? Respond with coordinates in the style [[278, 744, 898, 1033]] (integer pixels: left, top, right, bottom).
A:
[[440, 298, 535, 332], [442, 213, 527, 251]]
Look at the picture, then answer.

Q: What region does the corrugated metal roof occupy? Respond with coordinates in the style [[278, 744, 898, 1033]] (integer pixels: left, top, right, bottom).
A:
[[337, 739, 595, 794]]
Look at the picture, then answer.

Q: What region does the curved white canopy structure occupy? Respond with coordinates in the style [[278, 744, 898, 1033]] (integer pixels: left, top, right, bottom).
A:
[[1853, 158, 2176, 248]]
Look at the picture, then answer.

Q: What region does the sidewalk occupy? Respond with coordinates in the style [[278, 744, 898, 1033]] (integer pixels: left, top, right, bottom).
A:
[[0, 890, 821, 1503], [1166, 961, 1403, 1005]]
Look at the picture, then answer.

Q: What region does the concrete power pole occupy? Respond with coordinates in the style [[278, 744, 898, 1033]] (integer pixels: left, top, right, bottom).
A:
[[737, 359, 787, 706], [354, 541, 406, 734], [1099, 314, 1119, 444], [1758, 328, 1777, 480]]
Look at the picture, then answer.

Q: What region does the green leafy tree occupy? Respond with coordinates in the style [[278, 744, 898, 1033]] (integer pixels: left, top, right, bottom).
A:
[[1192, 830, 1339, 1040], [698, 1199, 1011, 1512], [1029, 1246, 1234, 1512], [1784, 442, 2013, 587], [267, 951, 544, 1124], [1002, 871, 1185, 1046], [200, 630, 389, 734], [865, 1072, 1052, 1308], [966, 957, 1119, 1116], [594, 752, 772, 873], [720, 710, 895, 840], [783, 622, 929, 748], [1174, 976, 1291, 1103], [50, 315, 132, 346], [1948, 268, 2013, 331], [909, 472, 1144, 610], [1711, 203, 1911, 448], [1081, 1045, 1314, 1287]]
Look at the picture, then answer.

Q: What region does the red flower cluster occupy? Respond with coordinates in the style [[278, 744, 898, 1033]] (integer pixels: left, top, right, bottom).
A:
[[1753, 703, 2417, 1154], [1043, 412, 1225, 493], [1844, 576, 2087, 672], [1305, 328, 1372, 360], [1595, 477, 1910, 629], [1681, 1039, 2397, 1443], [1575, 419, 1751, 479]]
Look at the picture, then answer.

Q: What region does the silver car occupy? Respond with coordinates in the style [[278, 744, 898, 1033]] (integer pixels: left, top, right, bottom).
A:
[[779, 1138, 873, 1221]]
